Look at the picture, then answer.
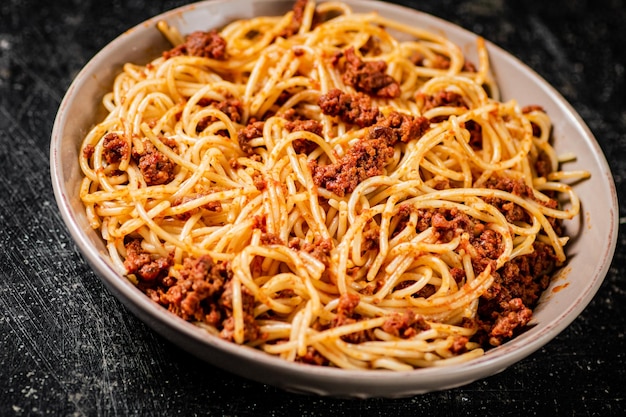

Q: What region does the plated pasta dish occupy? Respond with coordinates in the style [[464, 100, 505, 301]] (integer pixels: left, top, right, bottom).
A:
[[78, 0, 588, 370]]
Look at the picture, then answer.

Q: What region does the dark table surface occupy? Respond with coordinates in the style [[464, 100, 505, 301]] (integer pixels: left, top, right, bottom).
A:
[[2, 0, 625, 415]]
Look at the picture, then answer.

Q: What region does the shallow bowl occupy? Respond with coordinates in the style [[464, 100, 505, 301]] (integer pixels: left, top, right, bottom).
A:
[[50, 0, 618, 398]]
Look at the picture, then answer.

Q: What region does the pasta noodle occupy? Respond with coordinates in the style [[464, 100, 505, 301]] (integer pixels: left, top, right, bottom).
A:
[[78, 0, 589, 369]]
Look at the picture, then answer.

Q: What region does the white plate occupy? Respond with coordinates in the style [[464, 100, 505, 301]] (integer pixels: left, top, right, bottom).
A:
[[50, 0, 618, 398]]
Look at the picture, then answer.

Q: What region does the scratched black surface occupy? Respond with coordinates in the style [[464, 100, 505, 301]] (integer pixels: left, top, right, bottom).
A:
[[1, 0, 625, 415]]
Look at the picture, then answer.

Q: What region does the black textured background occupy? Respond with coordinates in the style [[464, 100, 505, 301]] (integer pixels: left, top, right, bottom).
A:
[[1, 0, 625, 415]]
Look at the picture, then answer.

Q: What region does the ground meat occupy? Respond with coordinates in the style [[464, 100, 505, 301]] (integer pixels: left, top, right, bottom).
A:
[[360, 278, 384, 296], [284, 114, 323, 154], [164, 30, 227, 60], [431, 209, 473, 241], [413, 208, 435, 233], [367, 111, 430, 145], [473, 228, 502, 260], [430, 54, 452, 70], [420, 90, 468, 113], [198, 96, 243, 122], [534, 150, 553, 178], [390, 204, 414, 238], [260, 233, 283, 245], [423, 54, 477, 73], [361, 218, 380, 251], [471, 229, 503, 275], [412, 207, 477, 241], [296, 346, 329, 366], [327, 296, 431, 344], [408, 51, 426, 66], [463, 120, 483, 149], [123, 239, 171, 281], [339, 47, 401, 98], [143, 254, 261, 343], [285, 118, 323, 137], [498, 241, 557, 307], [102, 132, 129, 164], [450, 267, 466, 284], [204, 201, 222, 212], [278, 0, 314, 38], [292, 139, 318, 155], [522, 105, 547, 137], [309, 137, 394, 197], [483, 176, 535, 199], [481, 176, 563, 236], [252, 214, 267, 232], [487, 299, 533, 347], [416, 285, 437, 299], [238, 120, 265, 156], [135, 257, 170, 282], [395, 206, 503, 275], [290, 235, 334, 267], [472, 241, 558, 347], [449, 336, 470, 354], [358, 36, 383, 57], [318, 88, 381, 128], [481, 176, 536, 224], [162, 256, 226, 322], [337, 292, 360, 315], [252, 171, 267, 191], [131, 141, 176, 186], [329, 293, 372, 343], [431, 177, 452, 190], [196, 95, 244, 132], [178, 255, 226, 298], [381, 311, 430, 339], [83, 144, 95, 160], [462, 60, 477, 73]]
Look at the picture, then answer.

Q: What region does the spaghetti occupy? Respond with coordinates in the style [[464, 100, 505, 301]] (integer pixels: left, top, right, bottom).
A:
[[79, 0, 589, 370]]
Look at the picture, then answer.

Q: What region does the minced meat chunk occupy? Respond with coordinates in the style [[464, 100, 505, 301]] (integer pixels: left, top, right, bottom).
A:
[[463, 120, 483, 149], [471, 241, 558, 347], [318, 88, 381, 128], [309, 138, 394, 197], [102, 132, 129, 164], [481, 176, 561, 235], [367, 111, 430, 145], [330, 293, 371, 343], [237, 120, 265, 156], [132, 141, 176, 186], [285, 118, 323, 137], [283, 113, 324, 154], [381, 311, 430, 339], [164, 30, 227, 60], [278, 0, 316, 38], [123, 239, 171, 281], [289, 235, 334, 267], [339, 47, 401, 98], [420, 90, 468, 113], [143, 255, 261, 343], [196, 95, 244, 132]]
